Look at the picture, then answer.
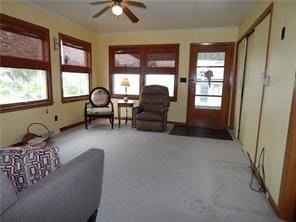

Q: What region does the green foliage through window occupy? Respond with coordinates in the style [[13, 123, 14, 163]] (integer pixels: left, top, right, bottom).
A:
[[0, 67, 47, 105]]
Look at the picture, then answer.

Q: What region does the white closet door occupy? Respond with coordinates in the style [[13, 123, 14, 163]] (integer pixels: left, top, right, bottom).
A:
[[234, 38, 247, 138], [239, 15, 271, 162]]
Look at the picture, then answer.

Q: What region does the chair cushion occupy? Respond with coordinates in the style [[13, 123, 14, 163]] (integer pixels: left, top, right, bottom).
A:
[[0, 171, 17, 215], [0, 143, 61, 192], [136, 111, 163, 121], [87, 107, 113, 115]]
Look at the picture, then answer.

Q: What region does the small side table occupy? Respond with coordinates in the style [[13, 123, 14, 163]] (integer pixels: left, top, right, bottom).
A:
[[117, 100, 134, 128]]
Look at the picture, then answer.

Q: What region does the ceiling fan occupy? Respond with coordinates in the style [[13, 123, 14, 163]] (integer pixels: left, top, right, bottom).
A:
[[90, 0, 147, 23]]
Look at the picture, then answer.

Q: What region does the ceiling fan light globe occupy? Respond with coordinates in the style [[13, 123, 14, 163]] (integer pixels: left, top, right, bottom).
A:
[[112, 5, 123, 16]]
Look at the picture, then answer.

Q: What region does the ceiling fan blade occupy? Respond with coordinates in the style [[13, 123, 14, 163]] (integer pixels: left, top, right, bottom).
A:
[[127, 1, 147, 9], [123, 7, 139, 23], [92, 5, 111, 18], [90, 1, 111, 5]]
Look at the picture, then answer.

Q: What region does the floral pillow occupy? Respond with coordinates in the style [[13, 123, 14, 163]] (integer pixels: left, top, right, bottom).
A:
[[0, 143, 61, 192]]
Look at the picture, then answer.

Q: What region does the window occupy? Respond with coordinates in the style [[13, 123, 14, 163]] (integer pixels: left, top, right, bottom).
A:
[[113, 74, 140, 95], [109, 44, 179, 101], [59, 33, 91, 103], [0, 14, 52, 113], [145, 74, 175, 97]]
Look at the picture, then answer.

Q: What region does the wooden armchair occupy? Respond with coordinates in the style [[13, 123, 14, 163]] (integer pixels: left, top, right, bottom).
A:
[[84, 87, 114, 129]]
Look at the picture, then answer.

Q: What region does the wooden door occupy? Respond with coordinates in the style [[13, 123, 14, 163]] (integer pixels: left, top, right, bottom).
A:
[[239, 15, 270, 162], [187, 43, 234, 129]]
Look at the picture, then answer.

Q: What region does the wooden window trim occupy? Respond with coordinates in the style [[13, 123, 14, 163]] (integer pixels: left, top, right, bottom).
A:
[[0, 14, 49, 40], [109, 44, 179, 102], [59, 33, 92, 103], [0, 14, 53, 113]]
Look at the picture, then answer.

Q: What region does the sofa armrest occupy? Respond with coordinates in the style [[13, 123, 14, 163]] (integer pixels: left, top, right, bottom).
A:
[[2, 149, 104, 222]]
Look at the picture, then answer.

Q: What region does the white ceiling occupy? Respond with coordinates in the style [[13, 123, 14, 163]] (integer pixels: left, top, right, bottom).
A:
[[27, 0, 256, 33]]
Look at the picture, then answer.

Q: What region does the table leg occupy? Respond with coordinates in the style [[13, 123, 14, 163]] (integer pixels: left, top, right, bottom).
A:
[[118, 106, 121, 128], [125, 106, 128, 125]]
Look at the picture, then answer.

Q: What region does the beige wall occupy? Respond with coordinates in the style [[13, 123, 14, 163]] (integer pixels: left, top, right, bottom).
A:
[[0, 1, 100, 146], [237, 0, 296, 204], [97, 28, 238, 122]]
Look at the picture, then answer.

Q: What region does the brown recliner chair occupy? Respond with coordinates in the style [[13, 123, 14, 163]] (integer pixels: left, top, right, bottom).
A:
[[132, 85, 170, 131]]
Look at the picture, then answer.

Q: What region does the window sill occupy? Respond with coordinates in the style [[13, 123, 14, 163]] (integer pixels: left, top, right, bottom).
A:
[[62, 95, 89, 103], [0, 100, 53, 113]]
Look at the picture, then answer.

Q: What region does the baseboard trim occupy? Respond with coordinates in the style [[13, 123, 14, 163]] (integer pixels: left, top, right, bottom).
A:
[[60, 116, 115, 132], [268, 194, 282, 218], [167, 121, 187, 126], [60, 120, 85, 132], [11, 142, 24, 146]]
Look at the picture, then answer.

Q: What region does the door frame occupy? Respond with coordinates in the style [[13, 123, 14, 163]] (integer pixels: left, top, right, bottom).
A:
[[186, 42, 235, 128], [278, 73, 296, 220]]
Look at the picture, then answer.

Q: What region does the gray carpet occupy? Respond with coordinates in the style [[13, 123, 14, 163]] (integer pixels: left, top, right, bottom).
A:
[[52, 120, 282, 222]]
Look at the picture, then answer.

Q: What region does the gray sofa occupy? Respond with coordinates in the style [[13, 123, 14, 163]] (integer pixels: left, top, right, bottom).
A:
[[0, 148, 104, 222]]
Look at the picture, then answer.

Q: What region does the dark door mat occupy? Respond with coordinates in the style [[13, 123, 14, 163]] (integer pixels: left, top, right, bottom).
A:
[[169, 125, 233, 140]]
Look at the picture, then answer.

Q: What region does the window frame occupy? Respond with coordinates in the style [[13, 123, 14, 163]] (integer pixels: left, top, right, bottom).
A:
[[109, 44, 179, 102], [59, 33, 92, 103], [0, 13, 53, 113]]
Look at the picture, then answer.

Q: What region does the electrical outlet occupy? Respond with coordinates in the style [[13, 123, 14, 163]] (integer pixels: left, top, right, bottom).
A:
[[180, 77, 187, 83], [54, 115, 58, 121]]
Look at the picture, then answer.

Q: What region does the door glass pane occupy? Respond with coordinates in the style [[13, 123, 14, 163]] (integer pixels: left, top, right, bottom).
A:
[[62, 72, 89, 97], [113, 74, 140, 95], [145, 74, 174, 96], [195, 82, 223, 96], [147, 53, 176, 67], [195, 96, 222, 110], [197, 52, 225, 66], [115, 54, 140, 67], [196, 67, 224, 81]]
